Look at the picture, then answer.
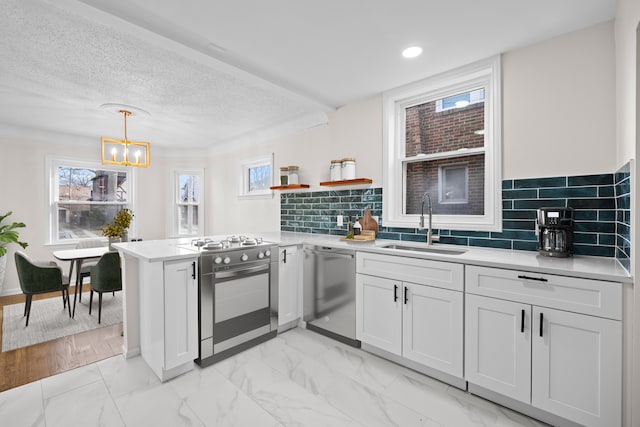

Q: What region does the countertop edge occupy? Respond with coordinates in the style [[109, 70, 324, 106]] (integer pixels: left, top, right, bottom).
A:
[[266, 232, 633, 284]]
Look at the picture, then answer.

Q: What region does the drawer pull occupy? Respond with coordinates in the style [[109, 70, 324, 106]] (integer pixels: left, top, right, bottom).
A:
[[521, 309, 525, 333], [539, 312, 544, 337], [394, 284, 398, 302], [518, 274, 548, 283]]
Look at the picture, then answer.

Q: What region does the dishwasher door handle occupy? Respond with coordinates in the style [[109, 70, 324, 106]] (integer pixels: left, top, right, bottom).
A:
[[304, 249, 355, 259]]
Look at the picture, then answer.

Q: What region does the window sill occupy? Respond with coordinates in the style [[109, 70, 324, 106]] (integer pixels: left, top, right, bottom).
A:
[[238, 192, 275, 200]]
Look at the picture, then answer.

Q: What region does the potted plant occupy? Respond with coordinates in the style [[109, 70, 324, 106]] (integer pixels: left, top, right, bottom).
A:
[[100, 208, 134, 249], [0, 211, 28, 294]]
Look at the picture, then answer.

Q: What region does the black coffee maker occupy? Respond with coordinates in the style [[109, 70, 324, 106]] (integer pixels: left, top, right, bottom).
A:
[[536, 207, 574, 257]]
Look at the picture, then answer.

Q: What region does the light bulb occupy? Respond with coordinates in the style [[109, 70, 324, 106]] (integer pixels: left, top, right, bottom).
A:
[[402, 46, 422, 59]]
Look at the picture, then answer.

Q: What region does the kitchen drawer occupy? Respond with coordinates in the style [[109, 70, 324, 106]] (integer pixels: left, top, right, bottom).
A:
[[465, 265, 622, 320], [356, 252, 463, 291]]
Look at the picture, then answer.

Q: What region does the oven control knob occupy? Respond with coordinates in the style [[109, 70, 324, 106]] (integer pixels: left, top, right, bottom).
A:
[[264, 250, 271, 257], [241, 254, 249, 262], [257, 252, 265, 259], [214, 257, 222, 264], [223, 257, 231, 264]]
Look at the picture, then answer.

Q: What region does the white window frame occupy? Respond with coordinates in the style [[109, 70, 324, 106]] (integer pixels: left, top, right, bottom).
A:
[[382, 55, 502, 231], [46, 155, 136, 245], [238, 154, 274, 199], [438, 163, 469, 204], [171, 168, 204, 237]]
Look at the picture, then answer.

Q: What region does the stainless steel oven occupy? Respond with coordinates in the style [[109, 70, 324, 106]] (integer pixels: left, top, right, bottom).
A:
[[193, 236, 278, 367]]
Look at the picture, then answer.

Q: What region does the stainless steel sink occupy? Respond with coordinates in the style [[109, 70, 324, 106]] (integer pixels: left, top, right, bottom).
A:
[[381, 244, 467, 255]]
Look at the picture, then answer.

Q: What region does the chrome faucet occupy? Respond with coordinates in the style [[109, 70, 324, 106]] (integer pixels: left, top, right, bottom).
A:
[[420, 192, 434, 245]]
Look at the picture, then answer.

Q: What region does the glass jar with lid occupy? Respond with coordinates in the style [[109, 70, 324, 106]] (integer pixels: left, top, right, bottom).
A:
[[288, 166, 299, 184], [341, 158, 356, 180], [330, 159, 342, 181], [279, 167, 289, 185]]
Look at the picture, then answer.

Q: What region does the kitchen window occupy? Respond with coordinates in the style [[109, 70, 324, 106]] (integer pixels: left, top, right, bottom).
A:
[[47, 156, 135, 244], [382, 56, 502, 231], [172, 169, 204, 237], [239, 154, 274, 199]]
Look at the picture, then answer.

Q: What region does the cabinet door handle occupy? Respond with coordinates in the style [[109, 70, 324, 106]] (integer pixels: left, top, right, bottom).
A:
[[539, 312, 544, 337], [394, 284, 398, 302], [404, 286, 408, 304], [283, 249, 287, 264], [521, 309, 525, 333], [191, 261, 196, 279], [517, 274, 548, 283]]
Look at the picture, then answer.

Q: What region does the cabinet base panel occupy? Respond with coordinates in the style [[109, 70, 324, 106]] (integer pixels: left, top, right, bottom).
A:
[[306, 323, 361, 348], [468, 383, 584, 427], [361, 343, 466, 390], [159, 361, 195, 382], [278, 319, 299, 333]]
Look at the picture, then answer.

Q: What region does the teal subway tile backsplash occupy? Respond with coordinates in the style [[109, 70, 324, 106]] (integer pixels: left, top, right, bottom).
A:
[[280, 171, 630, 264], [615, 162, 631, 272]]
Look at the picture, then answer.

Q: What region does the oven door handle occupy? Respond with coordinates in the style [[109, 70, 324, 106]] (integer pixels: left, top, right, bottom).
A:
[[214, 263, 269, 280]]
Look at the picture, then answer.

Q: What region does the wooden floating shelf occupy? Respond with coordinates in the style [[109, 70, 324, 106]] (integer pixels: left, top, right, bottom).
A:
[[269, 184, 310, 190], [319, 178, 372, 186]]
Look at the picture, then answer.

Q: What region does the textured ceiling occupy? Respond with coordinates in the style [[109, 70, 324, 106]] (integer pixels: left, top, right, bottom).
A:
[[0, 0, 616, 151]]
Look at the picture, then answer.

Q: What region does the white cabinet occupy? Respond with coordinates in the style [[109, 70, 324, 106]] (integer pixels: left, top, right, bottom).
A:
[[404, 282, 463, 376], [465, 265, 622, 427], [356, 252, 464, 380], [163, 259, 199, 370], [278, 245, 300, 329], [531, 306, 621, 427], [356, 274, 401, 353], [465, 294, 531, 402], [139, 257, 199, 382]]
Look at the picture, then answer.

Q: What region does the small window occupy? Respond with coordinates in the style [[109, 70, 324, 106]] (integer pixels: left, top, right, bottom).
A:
[[435, 88, 485, 112], [173, 169, 203, 237], [239, 154, 274, 199], [439, 163, 469, 204]]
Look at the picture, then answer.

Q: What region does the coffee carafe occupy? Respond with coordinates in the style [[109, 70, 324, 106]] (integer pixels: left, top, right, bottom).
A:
[[536, 207, 573, 257]]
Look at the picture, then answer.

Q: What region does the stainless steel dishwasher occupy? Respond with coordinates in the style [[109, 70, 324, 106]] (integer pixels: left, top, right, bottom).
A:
[[303, 244, 360, 347]]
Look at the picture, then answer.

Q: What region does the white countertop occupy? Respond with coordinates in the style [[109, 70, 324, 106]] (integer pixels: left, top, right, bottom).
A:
[[266, 231, 632, 284], [112, 232, 632, 283], [112, 238, 199, 262]]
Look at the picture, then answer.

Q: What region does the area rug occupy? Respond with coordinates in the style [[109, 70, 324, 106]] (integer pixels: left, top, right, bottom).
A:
[[2, 292, 122, 352]]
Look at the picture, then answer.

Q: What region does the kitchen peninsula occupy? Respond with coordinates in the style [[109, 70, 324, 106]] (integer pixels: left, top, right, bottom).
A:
[[113, 239, 200, 381]]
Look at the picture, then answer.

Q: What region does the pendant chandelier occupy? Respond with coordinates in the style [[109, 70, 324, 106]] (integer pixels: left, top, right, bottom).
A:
[[101, 108, 150, 168]]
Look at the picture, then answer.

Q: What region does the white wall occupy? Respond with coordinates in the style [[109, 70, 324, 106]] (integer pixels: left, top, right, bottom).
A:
[[615, 0, 640, 425], [502, 21, 616, 179], [0, 137, 206, 295], [205, 95, 383, 234]]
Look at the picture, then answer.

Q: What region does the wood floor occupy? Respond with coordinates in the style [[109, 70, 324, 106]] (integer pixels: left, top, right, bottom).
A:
[[0, 287, 123, 392]]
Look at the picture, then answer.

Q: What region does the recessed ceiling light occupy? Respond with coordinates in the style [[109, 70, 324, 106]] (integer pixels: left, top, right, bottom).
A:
[[402, 46, 423, 59]]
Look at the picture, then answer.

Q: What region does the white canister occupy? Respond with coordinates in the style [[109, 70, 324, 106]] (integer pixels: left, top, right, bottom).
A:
[[341, 158, 356, 180], [279, 167, 289, 186], [288, 166, 299, 184], [330, 159, 342, 181]]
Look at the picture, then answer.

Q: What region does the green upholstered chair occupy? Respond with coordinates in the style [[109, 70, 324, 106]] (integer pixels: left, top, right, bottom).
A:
[[88, 251, 122, 324], [75, 239, 107, 302], [14, 251, 71, 327]]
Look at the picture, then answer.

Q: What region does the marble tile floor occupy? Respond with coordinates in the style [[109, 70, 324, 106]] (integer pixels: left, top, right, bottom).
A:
[[0, 327, 549, 427]]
